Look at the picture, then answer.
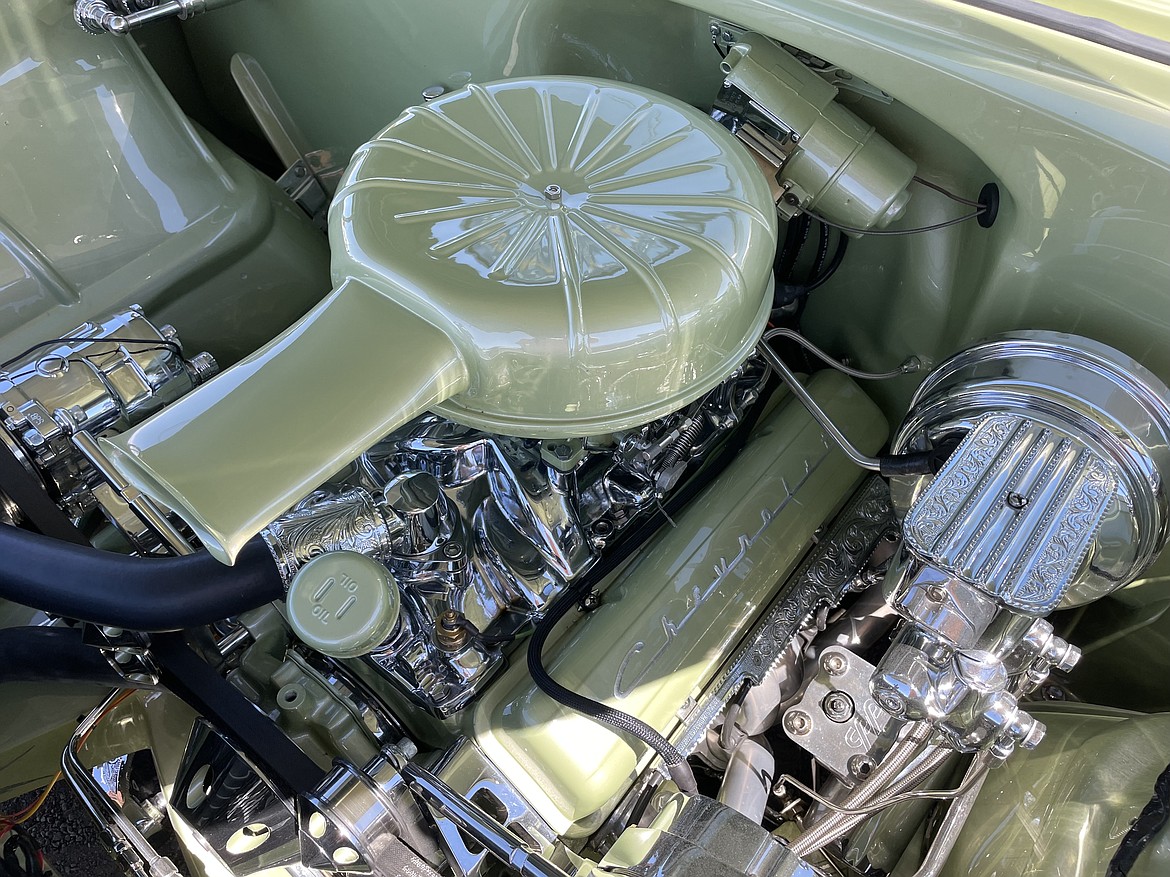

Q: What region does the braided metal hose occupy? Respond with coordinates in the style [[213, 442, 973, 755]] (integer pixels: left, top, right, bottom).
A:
[[789, 722, 934, 858]]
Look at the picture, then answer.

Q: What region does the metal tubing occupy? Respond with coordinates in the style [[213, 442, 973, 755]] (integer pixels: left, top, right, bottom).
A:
[[912, 758, 990, 877], [763, 328, 920, 381], [789, 744, 952, 858], [755, 342, 882, 471], [73, 432, 194, 555], [789, 722, 932, 857], [399, 763, 571, 877], [718, 736, 775, 824]]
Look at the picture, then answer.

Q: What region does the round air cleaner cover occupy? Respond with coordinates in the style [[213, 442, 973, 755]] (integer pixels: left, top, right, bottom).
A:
[[331, 76, 777, 437]]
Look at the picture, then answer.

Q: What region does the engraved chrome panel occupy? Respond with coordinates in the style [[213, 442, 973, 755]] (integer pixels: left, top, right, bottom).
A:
[[904, 414, 1118, 614], [892, 330, 1170, 608], [673, 476, 897, 758]]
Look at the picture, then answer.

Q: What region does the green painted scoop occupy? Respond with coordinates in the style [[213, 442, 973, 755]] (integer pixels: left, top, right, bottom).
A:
[[103, 76, 778, 564]]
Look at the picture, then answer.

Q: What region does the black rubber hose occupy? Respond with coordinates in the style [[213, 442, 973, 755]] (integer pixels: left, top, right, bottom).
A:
[[527, 600, 697, 795], [773, 222, 839, 313], [526, 379, 775, 799], [878, 436, 963, 477], [774, 214, 811, 288], [805, 231, 849, 292], [809, 219, 831, 281], [0, 626, 149, 687], [0, 526, 282, 632]]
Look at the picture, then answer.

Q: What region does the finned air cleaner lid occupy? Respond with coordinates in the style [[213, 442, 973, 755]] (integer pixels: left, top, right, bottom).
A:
[[331, 76, 777, 436], [104, 77, 777, 563]]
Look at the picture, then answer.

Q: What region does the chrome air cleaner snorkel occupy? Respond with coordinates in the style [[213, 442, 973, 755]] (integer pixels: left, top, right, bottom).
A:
[[870, 331, 1170, 757]]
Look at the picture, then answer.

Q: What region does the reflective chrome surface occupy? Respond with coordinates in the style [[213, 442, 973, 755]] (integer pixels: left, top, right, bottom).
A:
[[782, 646, 894, 785], [607, 794, 816, 877], [893, 331, 1170, 608], [261, 361, 767, 716], [64, 693, 182, 877], [904, 413, 1118, 615], [0, 307, 213, 549]]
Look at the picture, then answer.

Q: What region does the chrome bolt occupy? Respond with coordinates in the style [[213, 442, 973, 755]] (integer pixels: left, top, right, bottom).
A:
[[822, 652, 848, 676], [579, 591, 602, 612], [421, 85, 446, 101], [1006, 491, 1029, 510], [442, 541, 463, 559], [784, 710, 812, 736], [925, 584, 948, 603], [848, 754, 876, 780], [821, 691, 855, 723], [543, 184, 563, 202], [873, 688, 906, 716]]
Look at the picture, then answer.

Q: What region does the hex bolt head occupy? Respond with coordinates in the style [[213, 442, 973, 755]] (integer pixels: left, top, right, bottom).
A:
[[822, 652, 848, 676], [1056, 642, 1082, 673], [784, 709, 812, 736], [1019, 717, 1047, 750], [848, 754, 876, 780], [821, 691, 855, 723]]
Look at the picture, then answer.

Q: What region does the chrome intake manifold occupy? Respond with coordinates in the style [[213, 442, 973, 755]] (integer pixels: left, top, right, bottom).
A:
[[261, 358, 769, 715]]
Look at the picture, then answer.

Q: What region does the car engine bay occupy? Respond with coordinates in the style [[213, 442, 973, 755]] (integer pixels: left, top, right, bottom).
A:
[[1, 2, 1170, 877]]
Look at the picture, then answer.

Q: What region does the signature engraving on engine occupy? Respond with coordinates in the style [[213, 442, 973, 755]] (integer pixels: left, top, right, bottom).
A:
[[614, 449, 829, 699]]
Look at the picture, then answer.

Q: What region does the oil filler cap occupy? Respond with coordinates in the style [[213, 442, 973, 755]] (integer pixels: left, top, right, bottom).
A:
[[286, 551, 400, 659]]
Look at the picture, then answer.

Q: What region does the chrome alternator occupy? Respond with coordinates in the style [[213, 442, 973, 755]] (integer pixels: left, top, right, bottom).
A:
[[0, 308, 215, 550]]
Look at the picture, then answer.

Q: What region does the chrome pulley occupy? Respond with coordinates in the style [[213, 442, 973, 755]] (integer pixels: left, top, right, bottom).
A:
[[857, 330, 1170, 760]]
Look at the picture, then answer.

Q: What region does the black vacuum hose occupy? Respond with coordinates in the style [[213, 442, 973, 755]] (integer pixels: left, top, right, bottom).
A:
[[0, 526, 282, 632], [0, 626, 151, 687]]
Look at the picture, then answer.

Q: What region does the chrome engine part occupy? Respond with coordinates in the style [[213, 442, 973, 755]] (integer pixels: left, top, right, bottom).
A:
[[859, 332, 1170, 758], [261, 358, 769, 716], [4, 10, 1169, 877], [0, 307, 215, 549]]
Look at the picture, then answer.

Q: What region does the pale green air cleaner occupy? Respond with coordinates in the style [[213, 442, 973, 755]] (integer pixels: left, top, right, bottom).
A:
[[101, 76, 778, 563]]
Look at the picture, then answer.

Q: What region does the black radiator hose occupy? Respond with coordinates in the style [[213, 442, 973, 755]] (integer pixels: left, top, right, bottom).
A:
[[0, 525, 283, 632], [0, 626, 153, 687]]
